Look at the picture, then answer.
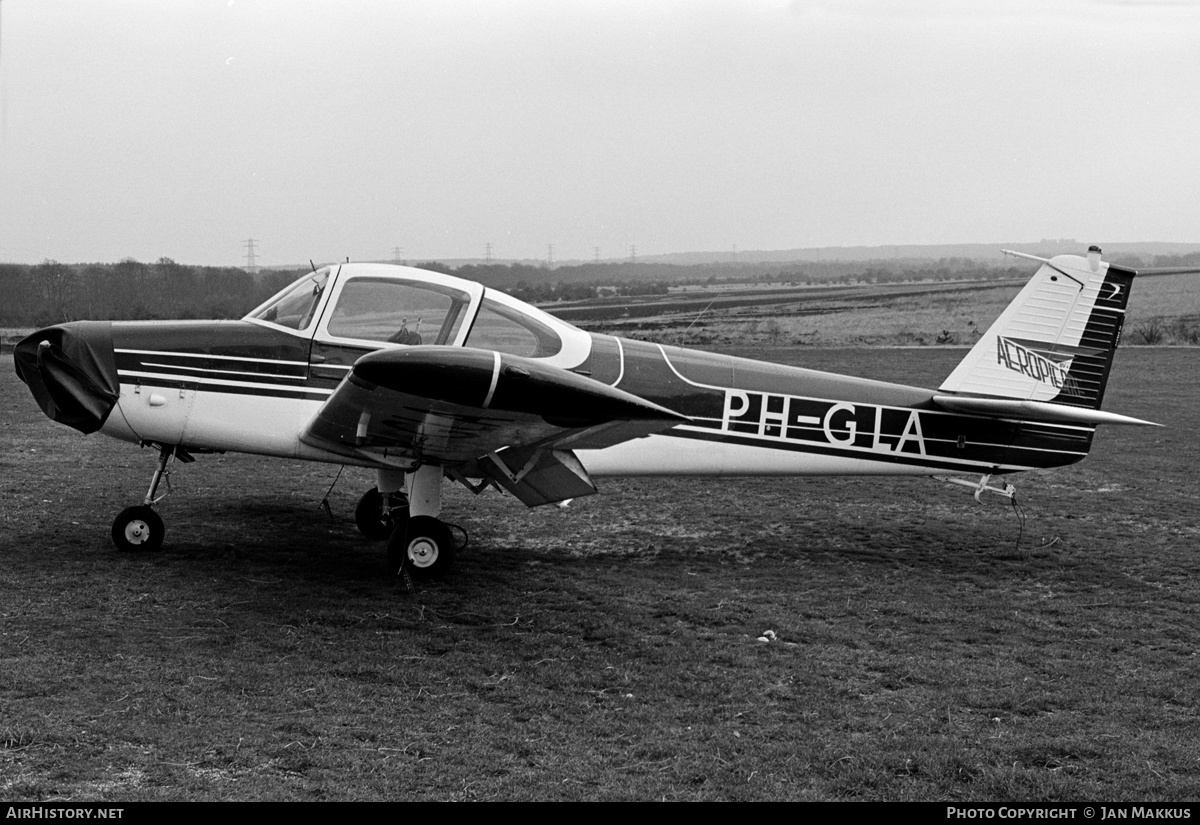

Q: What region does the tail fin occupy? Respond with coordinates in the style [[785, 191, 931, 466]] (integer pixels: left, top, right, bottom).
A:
[[939, 247, 1135, 411]]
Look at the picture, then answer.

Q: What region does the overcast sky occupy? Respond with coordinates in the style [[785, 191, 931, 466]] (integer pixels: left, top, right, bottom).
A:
[[1, 0, 1197, 267]]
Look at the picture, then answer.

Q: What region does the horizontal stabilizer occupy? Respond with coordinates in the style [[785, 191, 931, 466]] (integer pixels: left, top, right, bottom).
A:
[[931, 395, 1159, 427]]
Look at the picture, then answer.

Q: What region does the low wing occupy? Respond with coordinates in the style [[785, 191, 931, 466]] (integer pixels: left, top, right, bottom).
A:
[[300, 346, 686, 505]]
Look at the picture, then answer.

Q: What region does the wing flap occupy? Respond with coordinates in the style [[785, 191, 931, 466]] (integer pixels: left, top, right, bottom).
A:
[[467, 447, 598, 506], [300, 346, 686, 466]]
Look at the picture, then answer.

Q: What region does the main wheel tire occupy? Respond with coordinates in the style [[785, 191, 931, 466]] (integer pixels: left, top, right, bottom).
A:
[[355, 489, 409, 541], [111, 506, 164, 552], [387, 515, 455, 578]]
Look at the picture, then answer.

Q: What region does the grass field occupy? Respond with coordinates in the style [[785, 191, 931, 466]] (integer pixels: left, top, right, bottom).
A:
[[3, 345, 1198, 801]]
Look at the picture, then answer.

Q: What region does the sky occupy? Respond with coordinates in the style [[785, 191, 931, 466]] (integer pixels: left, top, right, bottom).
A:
[[0, 0, 1197, 267]]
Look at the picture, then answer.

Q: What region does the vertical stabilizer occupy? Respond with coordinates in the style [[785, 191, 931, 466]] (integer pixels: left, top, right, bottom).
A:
[[939, 248, 1135, 410]]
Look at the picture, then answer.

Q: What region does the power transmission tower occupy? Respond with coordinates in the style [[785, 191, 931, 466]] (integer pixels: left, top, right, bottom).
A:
[[393, 246, 404, 266], [594, 246, 600, 263], [243, 238, 260, 272], [547, 244, 555, 267], [485, 243, 493, 264], [629, 244, 637, 263]]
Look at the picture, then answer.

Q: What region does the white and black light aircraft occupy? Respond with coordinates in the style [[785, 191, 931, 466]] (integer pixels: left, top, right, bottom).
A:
[[14, 246, 1157, 577]]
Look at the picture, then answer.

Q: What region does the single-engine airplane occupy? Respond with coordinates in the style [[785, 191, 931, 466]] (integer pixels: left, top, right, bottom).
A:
[[15, 246, 1157, 576]]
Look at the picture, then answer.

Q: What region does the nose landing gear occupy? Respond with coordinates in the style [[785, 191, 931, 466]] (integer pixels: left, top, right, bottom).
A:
[[111, 505, 165, 552], [110, 444, 189, 552]]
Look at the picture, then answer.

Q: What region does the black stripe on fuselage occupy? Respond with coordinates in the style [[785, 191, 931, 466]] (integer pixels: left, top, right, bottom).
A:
[[685, 414, 1090, 458], [681, 399, 1093, 467], [662, 426, 1084, 473], [118, 373, 332, 402], [114, 350, 309, 383]]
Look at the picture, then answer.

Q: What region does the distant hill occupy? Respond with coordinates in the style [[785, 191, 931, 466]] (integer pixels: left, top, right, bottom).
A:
[[630, 241, 1200, 266]]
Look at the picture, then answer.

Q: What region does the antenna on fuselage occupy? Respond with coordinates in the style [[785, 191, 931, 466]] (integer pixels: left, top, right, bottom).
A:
[[678, 296, 718, 346], [309, 259, 316, 272]]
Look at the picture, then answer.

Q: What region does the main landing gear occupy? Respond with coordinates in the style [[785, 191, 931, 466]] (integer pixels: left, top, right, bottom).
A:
[[354, 488, 409, 541], [110, 449, 458, 580], [360, 465, 457, 579], [388, 515, 456, 578], [111, 444, 189, 552]]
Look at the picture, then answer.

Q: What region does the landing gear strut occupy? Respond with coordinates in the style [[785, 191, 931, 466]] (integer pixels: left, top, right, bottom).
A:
[[111, 444, 177, 552], [385, 464, 456, 578]]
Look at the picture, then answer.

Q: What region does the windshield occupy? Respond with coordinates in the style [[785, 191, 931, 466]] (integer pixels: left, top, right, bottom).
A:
[[251, 269, 330, 330]]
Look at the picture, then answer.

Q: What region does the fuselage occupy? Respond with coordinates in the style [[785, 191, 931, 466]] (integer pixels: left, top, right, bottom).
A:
[[18, 263, 1097, 480]]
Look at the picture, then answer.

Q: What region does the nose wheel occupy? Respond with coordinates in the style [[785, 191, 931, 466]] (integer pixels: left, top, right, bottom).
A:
[[387, 515, 455, 578], [110, 444, 185, 552]]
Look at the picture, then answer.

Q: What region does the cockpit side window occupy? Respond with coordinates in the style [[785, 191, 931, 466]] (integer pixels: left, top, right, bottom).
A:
[[252, 269, 329, 330], [326, 278, 470, 346], [465, 296, 563, 358]]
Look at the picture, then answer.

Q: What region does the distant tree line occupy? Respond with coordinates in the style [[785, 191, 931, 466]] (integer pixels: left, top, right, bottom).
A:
[[0, 259, 307, 327]]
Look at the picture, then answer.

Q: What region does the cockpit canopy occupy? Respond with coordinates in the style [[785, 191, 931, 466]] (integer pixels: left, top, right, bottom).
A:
[[246, 263, 585, 365]]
